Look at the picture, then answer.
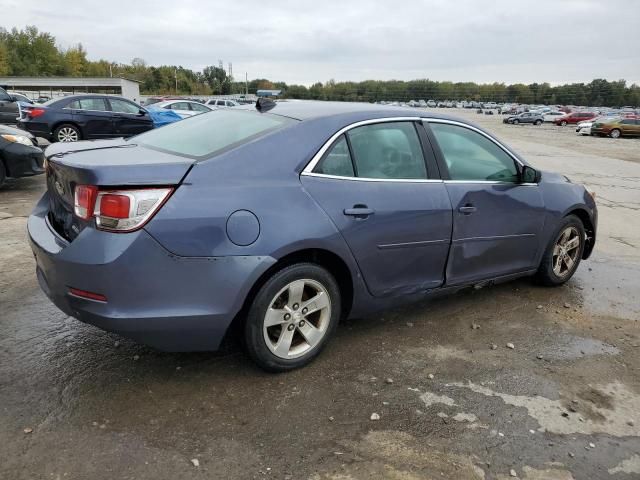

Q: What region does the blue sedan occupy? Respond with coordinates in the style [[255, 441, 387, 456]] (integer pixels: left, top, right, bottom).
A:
[[28, 101, 597, 371]]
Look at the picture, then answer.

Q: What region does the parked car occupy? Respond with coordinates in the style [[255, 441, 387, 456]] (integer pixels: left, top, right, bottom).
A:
[[0, 123, 44, 187], [426, 100, 436, 107], [18, 95, 154, 142], [148, 100, 213, 119], [0, 86, 21, 124], [29, 102, 597, 371], [591, 117, 640, 138], [575, 120, 594, 136], [9, 92, 34, 104], [142, 96, 181, 106], [205, 98, 240, 108], [553, 112, 596, 126], [544, 111, 566, 122], [503, 112, 544, 125]]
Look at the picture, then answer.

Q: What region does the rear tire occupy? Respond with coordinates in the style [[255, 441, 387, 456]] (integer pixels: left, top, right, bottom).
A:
[[560, 120, 568, 126], [244, 263, 341, 372], [0, 161, 6, 188], [536, 215, 585, 286], [609, 129, 621, 139], [53, 124, 81, 143]]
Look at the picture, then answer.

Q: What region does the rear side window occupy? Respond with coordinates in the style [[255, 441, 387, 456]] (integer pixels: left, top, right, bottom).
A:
[[135, 110, 293, 158], [69, 98, 108, 111], [347, 122, 427, 180]]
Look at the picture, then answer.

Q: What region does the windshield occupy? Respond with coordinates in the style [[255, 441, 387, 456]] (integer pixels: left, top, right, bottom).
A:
[[134, 109, 295, 158]]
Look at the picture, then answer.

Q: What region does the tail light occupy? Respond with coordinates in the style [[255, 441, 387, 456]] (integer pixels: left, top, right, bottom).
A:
[[74, 185, 173, 232], [26, 107, 46, 119]]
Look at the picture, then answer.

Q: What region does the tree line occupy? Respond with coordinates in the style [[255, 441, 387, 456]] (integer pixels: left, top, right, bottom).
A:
[[1, 26, 638, 107]]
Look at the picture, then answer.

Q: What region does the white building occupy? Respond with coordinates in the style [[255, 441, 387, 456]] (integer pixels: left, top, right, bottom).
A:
[[0, 77, 141, 102]]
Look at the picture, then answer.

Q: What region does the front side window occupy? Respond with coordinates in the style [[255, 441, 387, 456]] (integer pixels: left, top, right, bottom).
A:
[[430, 123, 518, 182], [109, 99, 141, 114], [347, 122, 427, 179], [168, 102, 190, 110], [314, 135, 354, 177]]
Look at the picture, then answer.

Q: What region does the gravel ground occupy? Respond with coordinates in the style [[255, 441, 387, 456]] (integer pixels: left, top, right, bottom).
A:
[[0, 109, 639, 480]]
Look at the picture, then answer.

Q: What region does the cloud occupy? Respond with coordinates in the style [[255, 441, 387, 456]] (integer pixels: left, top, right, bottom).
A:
[[3, 0, 639, 85]]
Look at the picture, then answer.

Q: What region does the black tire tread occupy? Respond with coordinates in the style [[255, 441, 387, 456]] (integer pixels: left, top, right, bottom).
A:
[[244, 263, 341, 372], [536, 215, 585, 286]]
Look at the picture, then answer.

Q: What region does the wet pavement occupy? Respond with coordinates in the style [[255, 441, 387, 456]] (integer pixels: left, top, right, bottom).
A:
[[1, 112, 639, 479]]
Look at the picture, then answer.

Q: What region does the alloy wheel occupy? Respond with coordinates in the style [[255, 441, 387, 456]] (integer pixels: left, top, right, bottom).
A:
[[58, 127, 79, 142], [610, 129, 621, 139], [263, 278, 331, 359], [552, 226, 581, 278]]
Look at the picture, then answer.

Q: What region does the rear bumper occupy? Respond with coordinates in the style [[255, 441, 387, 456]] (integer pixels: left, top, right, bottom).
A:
[[17, 121, 51, 140], [28, 192, 276, 351], [1, 142, 44, 178]]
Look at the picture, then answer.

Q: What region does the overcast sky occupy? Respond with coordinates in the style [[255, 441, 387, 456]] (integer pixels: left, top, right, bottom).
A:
[[3, 0, 640, 85]]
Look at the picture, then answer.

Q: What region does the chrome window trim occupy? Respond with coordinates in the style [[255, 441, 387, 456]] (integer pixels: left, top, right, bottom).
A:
[[302, 172, 443, 183], [301, 116, 424, 176], [301, 116, 540, 185]]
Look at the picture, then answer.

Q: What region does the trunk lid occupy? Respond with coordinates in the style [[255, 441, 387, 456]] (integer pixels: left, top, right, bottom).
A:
[[45, 140, 194, 241]]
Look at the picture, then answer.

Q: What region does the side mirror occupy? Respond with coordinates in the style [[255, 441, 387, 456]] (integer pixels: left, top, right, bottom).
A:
[[138, 109, 147, 116], [10, 95, 18, 102], [521, 165, 540, 183]]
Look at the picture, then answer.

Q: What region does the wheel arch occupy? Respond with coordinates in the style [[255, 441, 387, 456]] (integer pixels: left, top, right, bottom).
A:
[[223, 247, 355, 344], [565, 207, 595, 259], [52, 121, 83, 140]]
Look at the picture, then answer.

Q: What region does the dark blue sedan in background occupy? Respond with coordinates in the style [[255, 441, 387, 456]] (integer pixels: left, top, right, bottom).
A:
[[28, 101, 597, 371], [18, 94, 153, 142]]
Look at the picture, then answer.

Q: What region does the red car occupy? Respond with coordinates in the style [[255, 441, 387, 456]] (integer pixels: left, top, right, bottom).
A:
[[553, 112, 596, 126]]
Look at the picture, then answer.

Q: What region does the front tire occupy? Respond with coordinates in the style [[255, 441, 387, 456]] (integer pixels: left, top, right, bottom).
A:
[[536, 215, 585, 286], [560, 120, 568, 126], [244, 263, 341, 372], [609, 129, 621, 139], [513, 119, 519, 125], [53, 124, 81, 143], [534, 119, 542, 125]]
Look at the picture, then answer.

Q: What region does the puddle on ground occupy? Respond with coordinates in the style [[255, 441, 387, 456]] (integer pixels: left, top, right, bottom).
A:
[[535, 334, 619, 360]]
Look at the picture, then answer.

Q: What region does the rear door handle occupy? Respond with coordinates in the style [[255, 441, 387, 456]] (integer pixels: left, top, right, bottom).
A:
[[344, 205, 375, 218], [458, 205, 477, 214]]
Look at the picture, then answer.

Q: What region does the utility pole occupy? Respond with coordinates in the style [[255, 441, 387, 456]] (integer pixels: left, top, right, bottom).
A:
[[175, 67, 178, 94], [109, 64, 113, 78], [245, 72, 248, 96]]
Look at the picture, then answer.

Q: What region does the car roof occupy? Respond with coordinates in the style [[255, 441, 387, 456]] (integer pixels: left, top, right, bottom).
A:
[[240, 100, 460, 122]]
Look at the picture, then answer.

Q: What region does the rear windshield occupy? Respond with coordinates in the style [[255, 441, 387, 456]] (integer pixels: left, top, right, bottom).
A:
[[134, 109, 293, 158]]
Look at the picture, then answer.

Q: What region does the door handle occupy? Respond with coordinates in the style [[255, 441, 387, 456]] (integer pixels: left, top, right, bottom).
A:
[[344, 205, 374, 218], [458, 204, 477, 214]]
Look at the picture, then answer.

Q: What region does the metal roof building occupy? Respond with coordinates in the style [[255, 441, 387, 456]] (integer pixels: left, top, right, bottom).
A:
[[0, 77, 141, 102]]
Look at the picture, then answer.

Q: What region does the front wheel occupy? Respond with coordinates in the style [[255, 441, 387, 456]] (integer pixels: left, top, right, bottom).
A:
[[536, 215, 585, 286], [534, 119, 542, 125], [610, 129, 621, 139], [244, 263, 341, 372], [513, 119, 519, 125], [560, 120, 568, 126]]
